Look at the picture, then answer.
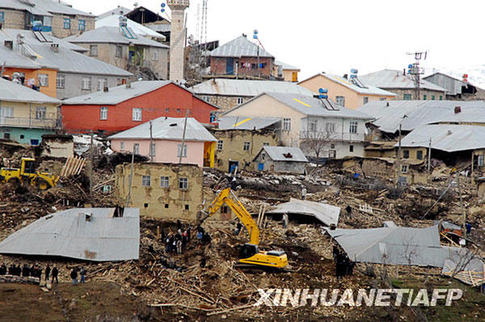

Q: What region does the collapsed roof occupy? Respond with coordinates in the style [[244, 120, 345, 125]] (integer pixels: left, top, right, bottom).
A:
[[267, 198, 340, 227], [0, 208, 140, 262]]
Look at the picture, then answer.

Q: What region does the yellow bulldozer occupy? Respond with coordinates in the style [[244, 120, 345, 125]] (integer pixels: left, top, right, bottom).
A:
[[0, 157, 59, 190]]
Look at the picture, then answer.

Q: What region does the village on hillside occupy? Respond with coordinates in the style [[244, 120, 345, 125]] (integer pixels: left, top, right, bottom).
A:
[[0, 0, 484, 321]]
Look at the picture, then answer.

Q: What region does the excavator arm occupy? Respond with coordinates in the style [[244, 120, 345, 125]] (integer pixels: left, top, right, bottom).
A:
[[201, 187, 260, 245]]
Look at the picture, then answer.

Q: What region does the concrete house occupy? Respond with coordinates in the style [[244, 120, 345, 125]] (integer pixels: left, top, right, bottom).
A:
[[223, 93, 373, 159], [0, 28, 132, 99], [192, 78, 314, 113], [211, 116, 281, 173], [95, 14, 166, 42], [423, 72, 480, 100], [116, 163, 203, 221], [274, 61, 300, 82], [360, 69, 447, 100], [210, 35, 275, 79], [66, 24, 169, 79], [298, 72, 396, 109], [109, 117, 217, 168], [253, 146, 308, 175], [0, 0, 95, 38], [62, 81, 218, 135], [0, 78, 60, 145]]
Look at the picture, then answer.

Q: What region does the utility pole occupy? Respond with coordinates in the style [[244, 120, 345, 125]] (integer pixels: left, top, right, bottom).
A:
[[254, 30, 260, 79], [178, 109, 189, 164], [406, 51, 427, 100], [89, 132, 94, 200], [125, 145, 135, 208], [427, 138, 432, 174], [396, 123, 402, 187], [149, 120, 154, 162], [456, 174, 467, 239]]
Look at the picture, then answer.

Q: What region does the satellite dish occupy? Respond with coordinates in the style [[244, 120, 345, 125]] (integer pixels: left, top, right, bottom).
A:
[[319, 88, 328, 94]]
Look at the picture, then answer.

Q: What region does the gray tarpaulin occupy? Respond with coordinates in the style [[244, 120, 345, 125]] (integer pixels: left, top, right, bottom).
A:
[[0, 208, 139, 262]]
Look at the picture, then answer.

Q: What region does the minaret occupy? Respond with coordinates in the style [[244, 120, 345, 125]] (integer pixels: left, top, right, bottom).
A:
[[167, 0, 190, 82]]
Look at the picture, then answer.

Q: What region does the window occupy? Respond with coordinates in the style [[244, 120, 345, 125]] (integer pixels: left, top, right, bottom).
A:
[[97, 78, 107, 91], [478, 155, 484, 167], [179, 178, 188, 190], [81, 77, 91, 90], [133, 143, 140, 155], [431, 95, 435, 100], [63, 18, 71, 29], [401, 165, 409, 174], [177, 144, 187, 157], [403, 94, 412, 100], [142, 175, 151, 187], [423, 95, 427, 100], [185, 205, 189, 210], [349, 121, 358, 134], [0, 106, 13, 119], [90, 45, 98, 57], [349, 145, 354, 152], [237, 97, 244, 105], [4, 133, 10, 139], [176, 108, 181, 114], [152, 50, 159, 61], [263, 142, 269, 146], [326, 122, 335, 133], [35, 107, 46, 120], [38, 74, 48, 87], [165, 108, 170, 113], [403, 150, 409, 159], [417, 150, 423, 160], [100, 107, 108, 120], [439, 96, 443, 100], [243, 142, 250, 151], [217, 140, 223, 151], [363, 97, 369, 104], [160, 176, 169, 188], [309, 120, 317, 132], [330, 144, 335, 149], [115, 45, 123, 58], [78, 19, 86, 31], [336, 96, 345, 106], [56, 74, 65, 89], [379, 97, 387, 101], [132, 108, 142, 121], [120, 141, 125, 151], [0, 12, 4, 23], [283, 118, 291, 131], [150, 143, 156, 157]]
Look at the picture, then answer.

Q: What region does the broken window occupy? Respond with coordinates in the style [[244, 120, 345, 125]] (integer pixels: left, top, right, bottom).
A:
[[142, 175, 151, 187], [283, 118, 291, 131], [349, 121, 358, 134], [179, 178, 188, 190], [160, 176, 169, 188], [349, 145, 354, 153], [243, 142, 250, 151], [100, 107, 108, 120], [217, 140, 223, 151]]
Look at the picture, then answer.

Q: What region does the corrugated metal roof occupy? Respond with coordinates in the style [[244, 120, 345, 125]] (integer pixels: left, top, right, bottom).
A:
[[97, 6, 132, 19], [211, 35, 273, 58], [0, 29, 132, 77], [0, 78, 61, 104], [0, 208, 139, 262], [0, 28, 87, 52], [263, 93, 373, 120], [258, 146, 308, 162], [109, 117, 217, 142], [398, 124, 485, 152], [275, 61, 299, 71], [359, 100, 485, 133], [306, 73, 397, 96], [95, 15, 166, 40], [218, 116, 280, 130], [63, 81, 172, 105], [67, 26, 168, 48], [0, 0, 51, 16], [147, 24, 171, 33], [360, 69, 447, 92], [192, 79, 314, 97], [0, 0, 93, 16], [267, 198, 340, 226]]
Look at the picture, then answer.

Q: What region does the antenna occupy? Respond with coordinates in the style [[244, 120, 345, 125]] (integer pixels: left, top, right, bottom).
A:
[[406, 50, 428, 100]]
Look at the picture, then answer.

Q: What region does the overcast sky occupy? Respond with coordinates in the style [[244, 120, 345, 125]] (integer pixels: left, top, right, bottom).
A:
[[74, 0, 485, 79]]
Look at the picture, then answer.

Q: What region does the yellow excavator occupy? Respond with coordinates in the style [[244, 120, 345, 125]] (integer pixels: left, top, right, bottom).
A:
[[0, 157, 59, 190], [198, 185, 288, 269]]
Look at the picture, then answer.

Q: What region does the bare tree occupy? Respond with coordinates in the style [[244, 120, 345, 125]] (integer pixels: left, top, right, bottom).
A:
[[300, 130, 333, 159]]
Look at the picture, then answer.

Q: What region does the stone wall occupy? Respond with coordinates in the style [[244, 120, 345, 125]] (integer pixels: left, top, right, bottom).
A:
[[51, 15, 95, 39], [210, 57, 274, 78], [1, 9, 25, 29]]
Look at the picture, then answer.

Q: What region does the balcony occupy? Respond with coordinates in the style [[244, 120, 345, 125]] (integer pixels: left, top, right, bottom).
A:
[[0, 117, 59, 129]]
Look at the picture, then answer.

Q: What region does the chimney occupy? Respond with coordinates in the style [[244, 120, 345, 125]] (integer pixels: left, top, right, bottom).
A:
[[454, 106, 461, 114], [343, 74, 348, 79], [403, 68, 406, 76], [4, 40, 13, 50], [103, 86, 109, 92], [50, 43, 59, 53]]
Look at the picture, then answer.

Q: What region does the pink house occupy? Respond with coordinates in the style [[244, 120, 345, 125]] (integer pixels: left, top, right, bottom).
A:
[[109, 117, 217, 167]]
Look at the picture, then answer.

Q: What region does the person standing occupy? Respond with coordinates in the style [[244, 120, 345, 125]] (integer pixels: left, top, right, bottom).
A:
[[45, 265, 51, 283], [70, 268, 78, 285], [51, 266, 59, 284], [282, 213, 289, 229], [80, 267, 86, 283]]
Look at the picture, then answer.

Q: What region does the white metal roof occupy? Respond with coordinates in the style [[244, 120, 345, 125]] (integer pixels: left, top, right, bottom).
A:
[[398, 124, 485, 152], [218, 116, 281, 130], [257, 146, 308, 162], [67, 26, 168, 48], [96, 6, 132, 20], [192, 79, 313, 97], [0, 78, 60, 104], [63, 81, 172, 105], [109, 117, 217, 142], [275, 61, 300, 71], [95, 15, 166, 40], [360, 69, 447, 92], [0, 208, 140, 262], [360, 100, 485, 133], [267, 198, 340, 226], [0, 0, 93, 17], [211, 35, 273, 58]]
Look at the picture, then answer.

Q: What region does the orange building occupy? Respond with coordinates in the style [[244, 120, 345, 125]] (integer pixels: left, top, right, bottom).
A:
[[4, 67, 58, 98]]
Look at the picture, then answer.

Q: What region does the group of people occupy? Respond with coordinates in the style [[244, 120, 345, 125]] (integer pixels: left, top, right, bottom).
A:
[[162, 225, 191, 255], [333, 245, 355, 280], [0, 263, 59, 283], [70, 267, 86, 285]]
